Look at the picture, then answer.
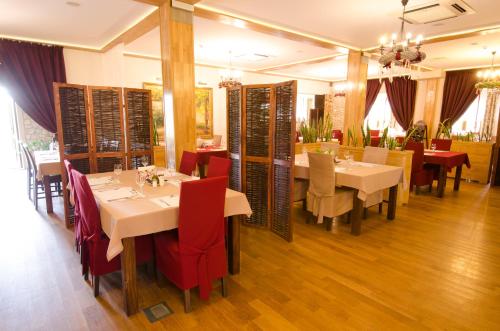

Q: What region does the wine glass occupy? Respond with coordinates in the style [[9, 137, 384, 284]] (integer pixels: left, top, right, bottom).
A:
[[113, 163, 122, 183], [191, 168, 199, 178], [135, 171, 146, 195], [431, 143, 437, 151], [140, 155, 149, 167]]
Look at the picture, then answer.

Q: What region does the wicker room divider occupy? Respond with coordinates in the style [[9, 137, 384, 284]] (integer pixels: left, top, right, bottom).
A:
[[227, 80, 297, 241], [54, 83, 153, 227]]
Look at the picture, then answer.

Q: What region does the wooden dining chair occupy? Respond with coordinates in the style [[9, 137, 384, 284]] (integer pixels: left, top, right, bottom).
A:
[[19, 142, 33, 200], [179, 151, 198, 176], [431, 138, 452, 151], [207, 156, 231, 178], [154, 176, 228, 313], [405, 140, 434, 194], [362, 146, 389, 217], [71, 169, 154, 297], [307, 152, 354, 231]]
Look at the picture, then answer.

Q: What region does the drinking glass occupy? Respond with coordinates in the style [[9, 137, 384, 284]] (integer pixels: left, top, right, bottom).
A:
[[431, 143, 437, 151], [135, 171, 146, 195], [140, 155, 149, 167], [113, 163, 122, 183]]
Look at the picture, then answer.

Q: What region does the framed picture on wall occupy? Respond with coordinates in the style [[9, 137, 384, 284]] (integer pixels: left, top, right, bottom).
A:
[[195, 87, 213, 138], [143, 82, 164, 145]]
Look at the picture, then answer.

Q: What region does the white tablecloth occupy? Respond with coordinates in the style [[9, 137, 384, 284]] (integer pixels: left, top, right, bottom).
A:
[[34, 150, 60, 180], [87, 170, 252, 261], [294, 153, 404, 201]]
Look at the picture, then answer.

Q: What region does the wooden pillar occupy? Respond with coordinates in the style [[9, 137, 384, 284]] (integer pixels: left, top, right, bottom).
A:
[[421, 78, 440, 140], [159, 2, 196, 169], [343, 50, 368, 144]]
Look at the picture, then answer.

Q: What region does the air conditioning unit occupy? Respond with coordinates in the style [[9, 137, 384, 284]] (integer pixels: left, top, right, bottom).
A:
[[401, 0, 475, 24]]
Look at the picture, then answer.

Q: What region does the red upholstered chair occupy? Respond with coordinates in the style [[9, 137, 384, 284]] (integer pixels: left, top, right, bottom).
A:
[[369, 130, 380, 137], [64, 160, 81, 253], [405, 140, 434, 193], [207, 156, 231, 178], [179, 151, 198, 176], [154, 176, 228, 312], [332, 130, 343, 145], [71, 170, 153, 297], [431, 138, 452, 151], [370, 137, 381, 147], [395, 136, 405, 145]]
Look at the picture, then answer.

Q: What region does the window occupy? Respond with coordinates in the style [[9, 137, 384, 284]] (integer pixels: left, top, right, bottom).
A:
[[451, 89, 492, 134], [296, 94, 315, 122], [364, 85, 405, 136]]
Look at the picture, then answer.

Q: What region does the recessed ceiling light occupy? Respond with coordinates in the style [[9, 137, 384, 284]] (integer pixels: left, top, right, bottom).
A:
[[66, 1, 81, 7]]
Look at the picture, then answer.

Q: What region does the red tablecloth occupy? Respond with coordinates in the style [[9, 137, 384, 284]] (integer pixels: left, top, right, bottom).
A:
[[424, 151, 471, 169], [196, 148, 228, 166]]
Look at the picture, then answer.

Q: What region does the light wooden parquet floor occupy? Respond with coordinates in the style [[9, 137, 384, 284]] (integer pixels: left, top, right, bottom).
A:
[[1, 169, 499, 330]]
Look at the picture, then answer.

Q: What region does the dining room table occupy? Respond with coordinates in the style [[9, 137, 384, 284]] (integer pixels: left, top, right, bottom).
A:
[[87, 169, 252, 316], [294, 153, 404, 235], [34, 150, 61, 213], [196, 147, 228, 177], [423, 150, 471, 197]]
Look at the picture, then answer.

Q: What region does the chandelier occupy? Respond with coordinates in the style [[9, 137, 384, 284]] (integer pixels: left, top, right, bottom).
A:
[[219, 51, 242, 89], [378, 0, 426, 81], [476, 51, 500, 92]]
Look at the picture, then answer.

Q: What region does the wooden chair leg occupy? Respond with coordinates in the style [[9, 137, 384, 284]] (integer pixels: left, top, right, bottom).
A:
[[363, 208, 368, 219], [93, 275, 100, 297], [184, 289, 191, 313], [346, 211, 351, 224], [302, 199, 307, 211], [325, 217, 333, 231], [428, 184, 432, 192], [378, 203, 383, 214], [221, 277, 228, 297]]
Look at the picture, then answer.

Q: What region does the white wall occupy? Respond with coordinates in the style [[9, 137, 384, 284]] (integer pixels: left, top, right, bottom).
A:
[[64, 46, 332, 144]]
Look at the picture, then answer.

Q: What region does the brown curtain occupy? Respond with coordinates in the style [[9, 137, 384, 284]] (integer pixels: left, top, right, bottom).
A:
[[384, 77, 417, 130], [440, 69, 478, 124], [365, 79, 382, 118], [0, 39, 66, 133]]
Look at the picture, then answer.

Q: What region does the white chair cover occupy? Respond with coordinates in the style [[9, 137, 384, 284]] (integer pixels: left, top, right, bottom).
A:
[[306, 152, 353, 223], [362, 146, 389, 207], [320, 141, 340, 155]]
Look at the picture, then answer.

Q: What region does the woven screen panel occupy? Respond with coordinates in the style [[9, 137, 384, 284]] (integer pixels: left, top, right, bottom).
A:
[[126, 90, 151, 151], [227, 89, 241, 155], [97, 157, 123, 173], [129, 155, 152, 170], [91, 89, 122, 153], [274, 83, 294, 161], [69, 158, 91, 174], [245, 161, 269, 226], [245, 87, 270, 157], [59, 87, 89, 154], [229, 157, 241, 191], [272, 164, 291, 240]]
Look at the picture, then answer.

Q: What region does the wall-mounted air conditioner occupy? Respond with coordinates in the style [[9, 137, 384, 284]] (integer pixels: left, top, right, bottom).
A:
[[401, 0, 475, 24]]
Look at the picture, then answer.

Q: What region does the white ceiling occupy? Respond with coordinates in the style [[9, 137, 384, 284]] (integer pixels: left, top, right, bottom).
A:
[[0, 0, 155, 48], [199, 0, 500, 49]]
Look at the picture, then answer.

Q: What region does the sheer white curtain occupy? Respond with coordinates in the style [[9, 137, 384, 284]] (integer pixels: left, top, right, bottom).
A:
[[364, 85, 404, 136]]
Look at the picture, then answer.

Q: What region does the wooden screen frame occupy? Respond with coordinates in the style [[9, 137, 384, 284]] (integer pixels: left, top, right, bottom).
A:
[[124, 88, 154, 169], [54, 83, 91, 228], [88, 86, 126, 172]]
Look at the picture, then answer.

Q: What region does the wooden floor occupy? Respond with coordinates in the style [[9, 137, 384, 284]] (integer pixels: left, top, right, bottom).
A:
[[1, 169, 500, 330]]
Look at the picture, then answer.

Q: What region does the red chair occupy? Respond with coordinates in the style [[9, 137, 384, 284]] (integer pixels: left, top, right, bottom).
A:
[[431, 138, 452, 151], [154, 176, 228, 312], [405, 141, 434, 193], [332, 130, 343, 145], [370, 137, 381, 147], [369, 130, 380, 137], [179, 151, 198, 176], [71, 170, 153, 297], [207, 156, 231, 178], [395, 136, 405, 145]]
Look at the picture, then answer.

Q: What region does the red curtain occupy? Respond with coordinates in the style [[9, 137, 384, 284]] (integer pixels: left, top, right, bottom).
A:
[[0, 39, 66, 133], [440, 69, 478, 124], [384, 77, 417, 130], [365, 79, 382, 118]]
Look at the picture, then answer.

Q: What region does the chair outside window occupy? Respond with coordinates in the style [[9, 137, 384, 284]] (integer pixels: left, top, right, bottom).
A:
[[179, 151, 198, 176], [306, 152, 353, 231], [154, 176, 229, 312]]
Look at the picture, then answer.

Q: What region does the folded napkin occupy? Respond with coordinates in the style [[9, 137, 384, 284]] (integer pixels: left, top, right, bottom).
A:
[[151, 195, 180, 209], [87, 176, 113, 186], [94, 187, 135, 202]]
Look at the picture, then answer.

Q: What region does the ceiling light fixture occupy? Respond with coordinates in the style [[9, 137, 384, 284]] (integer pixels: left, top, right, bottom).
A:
[[219, 51, 242, 89], [377, 0, 426, 82], [476, 51, 500, 92]]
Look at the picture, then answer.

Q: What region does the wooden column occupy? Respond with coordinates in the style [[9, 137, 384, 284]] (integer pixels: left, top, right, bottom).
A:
[[159, 2, 196, 169], [421, 78, 440, 140], [343, 50, 368, 144]]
